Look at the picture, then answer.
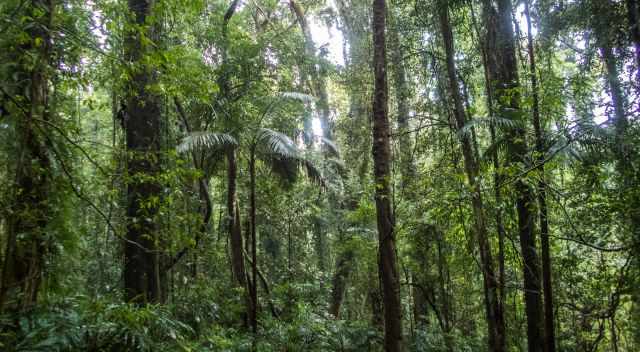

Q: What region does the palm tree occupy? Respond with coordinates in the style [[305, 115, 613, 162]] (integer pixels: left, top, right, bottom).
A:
[[177, 92, 326, 332]]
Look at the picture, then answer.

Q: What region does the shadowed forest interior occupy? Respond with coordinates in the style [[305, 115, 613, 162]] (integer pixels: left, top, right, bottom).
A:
[[0, 0, 639, 351]]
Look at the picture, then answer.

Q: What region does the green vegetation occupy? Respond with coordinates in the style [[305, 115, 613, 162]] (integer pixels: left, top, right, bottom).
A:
[[0, 0, 638, 351]]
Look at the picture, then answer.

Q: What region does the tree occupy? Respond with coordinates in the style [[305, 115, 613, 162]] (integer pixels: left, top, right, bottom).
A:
[[438, 1, 505, 351], [123, 0, 164, 304], [372, 0, 403, 350], [482, 0, 543, 350], [0, 0, 55, 312], [523, 1, 555, 350]]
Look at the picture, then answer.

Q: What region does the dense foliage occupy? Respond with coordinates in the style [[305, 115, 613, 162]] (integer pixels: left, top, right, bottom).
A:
[[0, 0, 638, 351]]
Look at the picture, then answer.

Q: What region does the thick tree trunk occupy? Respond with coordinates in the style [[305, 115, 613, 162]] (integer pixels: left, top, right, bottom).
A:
[[482, 1, 544, 351], [372, 1, 403, 350], [438, 3, 505, 351], [0, 0, 54, 312], [123, 0, 163, 304], [523, 2, 556, 351]]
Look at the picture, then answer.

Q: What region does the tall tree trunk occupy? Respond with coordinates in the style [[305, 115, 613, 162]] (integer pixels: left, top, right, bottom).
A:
[[523, 2, 555, 351], [438, 3, 505, 351], [227, 149, 249, 327], [228, 150, 246, 289], [123, 0, 163, 304], [0, 0, 54, 313], [372, 1, 402, 350], [248, 148, 258, 334], [482, 1, 544, 350]]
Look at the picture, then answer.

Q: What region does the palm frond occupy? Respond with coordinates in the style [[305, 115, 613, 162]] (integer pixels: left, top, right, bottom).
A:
[[457, 115, 525, 138], [256, 128, 299, 158], [480, 136, 508, 161], [177, 132, 237, 154], [256, 128, 325, 187], [267, 155, 299, 187], [320, 137, 340, 156], [278, 91, 316, 103], [301, 158, 324, 186]]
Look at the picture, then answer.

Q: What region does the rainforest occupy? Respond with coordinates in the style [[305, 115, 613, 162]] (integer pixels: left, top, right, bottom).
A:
[[0, 0, 639, 351]]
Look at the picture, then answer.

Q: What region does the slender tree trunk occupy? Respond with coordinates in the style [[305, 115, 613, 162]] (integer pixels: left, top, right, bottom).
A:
[[438, 3, 505, 351], [372, 1, 402, 350], [490, 123, 507, 306], [227, 149, 249, 327], [248, 149, 258, 334], [523, 2, 555, 351], [227, 150, 246, 289], [123, 0, 163, 304], [0, 0, 54, 313]]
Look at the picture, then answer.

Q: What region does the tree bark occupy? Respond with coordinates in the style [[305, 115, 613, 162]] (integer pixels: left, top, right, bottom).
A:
[[0, 0, 54, 312], [438, 3, 505, 351], [372, 0, 403, 350], [523, 2, 556, 351], [123, 0, 163, 304]]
